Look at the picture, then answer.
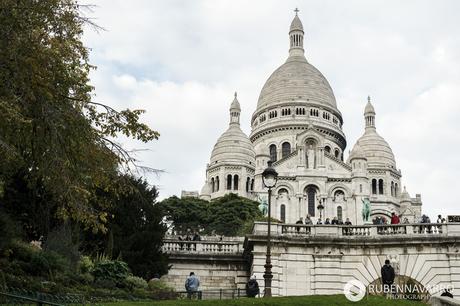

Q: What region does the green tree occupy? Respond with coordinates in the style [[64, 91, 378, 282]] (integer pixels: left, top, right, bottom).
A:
[[81, 176, 169, 279], [0, 0, 159, 232], [158, 193, 262, 236]]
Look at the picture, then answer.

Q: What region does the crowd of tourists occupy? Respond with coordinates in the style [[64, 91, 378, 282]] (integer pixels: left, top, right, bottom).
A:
[[294, 213, 447, 227], [295, 215, 353, 226], [177, 233, 202, 251]]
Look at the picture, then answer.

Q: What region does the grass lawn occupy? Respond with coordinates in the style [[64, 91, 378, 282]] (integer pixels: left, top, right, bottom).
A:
[[101, 294, 424, 306]]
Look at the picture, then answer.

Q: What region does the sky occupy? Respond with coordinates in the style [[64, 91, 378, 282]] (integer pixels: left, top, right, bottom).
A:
[[81, 0, 460, 219]]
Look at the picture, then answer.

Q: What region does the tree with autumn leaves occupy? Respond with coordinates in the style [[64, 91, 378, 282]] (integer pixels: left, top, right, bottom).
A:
[[0, 0, 168, 280]]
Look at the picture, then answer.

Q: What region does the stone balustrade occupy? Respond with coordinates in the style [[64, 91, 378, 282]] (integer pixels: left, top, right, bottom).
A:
[[252, 222, 460, 237], [162, 239, 241, 254]]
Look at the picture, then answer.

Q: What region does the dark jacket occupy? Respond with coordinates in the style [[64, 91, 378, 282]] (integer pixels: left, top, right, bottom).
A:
[[381, 264, 395, 285], [441, 290, 453, 298], [245, 279, 259, 297]]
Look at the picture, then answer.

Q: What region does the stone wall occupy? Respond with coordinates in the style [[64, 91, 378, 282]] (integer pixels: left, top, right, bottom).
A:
[[161, 255, 249, 291], [248, 222, 460, 298], [161, 237, 249, 291]]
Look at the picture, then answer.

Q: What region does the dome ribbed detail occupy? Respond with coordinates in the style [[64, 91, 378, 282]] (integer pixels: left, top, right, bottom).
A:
[[354, 129, 396, 168], [255, 55, 337, 112], [348, 142, 366, 161], [210, 125, 255, 165]]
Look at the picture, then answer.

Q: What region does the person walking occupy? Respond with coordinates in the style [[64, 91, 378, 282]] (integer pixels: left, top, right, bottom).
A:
[[185, 272, 200, 299], [245, 274, 260, 298], [381, 259, 395, 295]]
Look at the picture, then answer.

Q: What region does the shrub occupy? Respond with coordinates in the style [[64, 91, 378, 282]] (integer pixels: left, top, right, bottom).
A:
[[10, 240, 38, 262], [28, 250, 68, 277], [79, 256, 94, 274], [147, 279, 179, 300], [94, 278, 117, 289], [92, 259, 129, 285], [124, 276, 148, 290]]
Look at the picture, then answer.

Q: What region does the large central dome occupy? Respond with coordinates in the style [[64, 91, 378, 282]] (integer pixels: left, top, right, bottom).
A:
[[256, 55, 337, 111], [255, 12, 338, 114], [250, 12, 345, 148]]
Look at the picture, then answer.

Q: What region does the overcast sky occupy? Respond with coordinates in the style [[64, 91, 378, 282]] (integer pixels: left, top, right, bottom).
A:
[[82, 0, 460, 219]]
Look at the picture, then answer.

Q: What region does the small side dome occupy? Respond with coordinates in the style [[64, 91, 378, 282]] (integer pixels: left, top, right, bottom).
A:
[[210, 125, 255, 165], [400, 186, 411, 202], [209, 93, 255, 166], [200, 181, 211, 196], [348, 142, 366, 161], [357, 97, 397, 168], [355, 130, 396, 168]]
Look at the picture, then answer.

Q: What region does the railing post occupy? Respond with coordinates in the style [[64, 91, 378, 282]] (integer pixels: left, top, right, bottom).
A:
[[369, 226, 378, 236]]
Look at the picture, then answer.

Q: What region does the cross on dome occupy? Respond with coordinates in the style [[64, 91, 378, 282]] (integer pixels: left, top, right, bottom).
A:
[[294, 7, 299, 15]]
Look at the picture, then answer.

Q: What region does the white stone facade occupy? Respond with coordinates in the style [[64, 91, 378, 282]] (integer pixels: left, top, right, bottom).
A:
[[200, 12, 422, 225]]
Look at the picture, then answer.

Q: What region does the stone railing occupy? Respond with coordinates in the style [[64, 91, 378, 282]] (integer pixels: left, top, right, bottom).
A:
[[252, 222, 460, 237], [162, 239, 242, 255]]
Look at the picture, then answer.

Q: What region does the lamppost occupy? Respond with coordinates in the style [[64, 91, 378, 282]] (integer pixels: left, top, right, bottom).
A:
[[262, 161, 278, 298]]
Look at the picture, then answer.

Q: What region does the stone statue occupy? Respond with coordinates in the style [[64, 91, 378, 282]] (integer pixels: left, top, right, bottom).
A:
[[361, 198, 371, 222], [306, 144, 315, 169], [258, 195, 268, 216]]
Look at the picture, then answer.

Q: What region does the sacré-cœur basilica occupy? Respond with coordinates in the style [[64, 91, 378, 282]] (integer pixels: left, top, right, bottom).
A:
[[199, 11, 422, 225]]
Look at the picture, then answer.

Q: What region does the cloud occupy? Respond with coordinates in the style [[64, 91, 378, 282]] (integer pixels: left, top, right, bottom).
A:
[[82, 0, 460, 219]]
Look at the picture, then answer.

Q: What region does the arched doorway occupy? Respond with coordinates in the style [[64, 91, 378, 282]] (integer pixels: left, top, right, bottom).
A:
[[367, 276, 430, 302]]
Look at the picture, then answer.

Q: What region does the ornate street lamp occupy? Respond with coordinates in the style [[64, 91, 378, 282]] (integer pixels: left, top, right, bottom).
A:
[[262, 161, 278, 298]]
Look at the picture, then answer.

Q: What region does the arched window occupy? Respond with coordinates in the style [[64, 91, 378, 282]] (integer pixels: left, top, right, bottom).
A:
[[372, 179, 377, 195], [334, 149, 340, 159], [391, 182, 395, 197], [227, 174, 232, 190], [306, 186, 317, 217], [251, 179, 254, 191], [325, 146, 331, 154], [278, 188, 289, 196], [211, 178, 215, 193], [395, 183, 399, 196], [337, 206, 343, 221], [246, 177, 250, 192], [280, 205, 286, 223], [281, 142, 291, 158], [359, 184, 363, 193], [378, 179, 384, 195], [233, 175, 239, 190], [269, 144, 277, 162], [216, 176, 220, 191]]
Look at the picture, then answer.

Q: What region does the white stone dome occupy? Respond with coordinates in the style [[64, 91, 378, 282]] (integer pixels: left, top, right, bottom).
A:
[[256, 55, 338, 112], [354, 129, 396, 168], [200, 181, 211, 196], [400, 186, 411, 201], [348, 142, 366, 161], [355, 97, 397, 169], [210, 125, 255, 165]]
